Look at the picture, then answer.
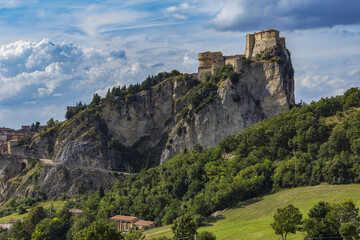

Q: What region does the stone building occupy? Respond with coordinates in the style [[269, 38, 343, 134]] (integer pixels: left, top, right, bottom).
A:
[[245, 29, 288, 59], [198, 29, 289, 77], [198, 51, 225, 77]]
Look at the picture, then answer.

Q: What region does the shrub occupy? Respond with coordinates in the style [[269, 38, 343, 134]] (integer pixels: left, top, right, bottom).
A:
[[198, 231, 216, 240]]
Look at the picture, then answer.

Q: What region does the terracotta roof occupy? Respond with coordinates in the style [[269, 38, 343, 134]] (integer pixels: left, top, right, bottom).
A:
[[110, 215, 140, 222], [134, 220, 154, 226]]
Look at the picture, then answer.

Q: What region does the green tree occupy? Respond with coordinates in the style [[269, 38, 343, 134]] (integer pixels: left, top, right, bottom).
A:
[[271, 204, 302, 240], [171, 215, 197, 240], [90, 93, 101, 107], [303, 200, 360, 239], [31, 217, 64, 240], [25, 206, 47, 228], [197, 231, 216, 240], [76, 221, 123, 240], [124, 230, 145, 240], [8, 206, 47, 240], [30, 121, 41, 132], [67, 210, 95, 239], [46, 118, 55, 127]]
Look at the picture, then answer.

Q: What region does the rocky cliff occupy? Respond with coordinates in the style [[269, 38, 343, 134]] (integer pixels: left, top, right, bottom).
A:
[[27, 45, 295, 170], [0, 154, 122, 203]]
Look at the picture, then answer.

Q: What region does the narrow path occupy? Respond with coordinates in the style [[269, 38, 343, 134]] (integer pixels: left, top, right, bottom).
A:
[[39, 158, 136, 175], [3, 153, 136, 176]]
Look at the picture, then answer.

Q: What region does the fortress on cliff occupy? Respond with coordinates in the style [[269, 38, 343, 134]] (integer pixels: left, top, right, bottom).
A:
[[198, 29, 289, 76]]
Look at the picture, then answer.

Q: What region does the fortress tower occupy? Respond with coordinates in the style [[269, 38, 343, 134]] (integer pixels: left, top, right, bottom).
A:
[[197, 29, 288, 77], [245, 29, 287, 59], [198, 51, 225, 77]]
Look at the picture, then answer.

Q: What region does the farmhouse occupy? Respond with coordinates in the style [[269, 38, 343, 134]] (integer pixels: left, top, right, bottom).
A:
[[110, 215, 154, 231]]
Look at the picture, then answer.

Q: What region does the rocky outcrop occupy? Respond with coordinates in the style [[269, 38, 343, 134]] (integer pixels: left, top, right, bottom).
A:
[[0, 154, 122, 203], [161, 59, 294, 162], [27, 46, 295, 169]]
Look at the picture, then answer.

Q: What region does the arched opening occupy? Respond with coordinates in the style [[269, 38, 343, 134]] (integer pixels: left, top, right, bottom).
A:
[[21, 162, 27, 170]]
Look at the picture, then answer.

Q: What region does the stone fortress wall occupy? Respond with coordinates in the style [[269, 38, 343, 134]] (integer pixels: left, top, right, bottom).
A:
[[198, 29, 289, 77]]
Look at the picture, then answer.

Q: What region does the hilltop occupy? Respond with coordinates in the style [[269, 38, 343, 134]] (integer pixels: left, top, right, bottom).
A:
[[24, 29, 295, 174]]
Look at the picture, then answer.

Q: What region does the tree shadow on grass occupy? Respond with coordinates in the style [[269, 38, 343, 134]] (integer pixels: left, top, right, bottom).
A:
[[231, 195, 264, 210], [202, 195, 264, 227]]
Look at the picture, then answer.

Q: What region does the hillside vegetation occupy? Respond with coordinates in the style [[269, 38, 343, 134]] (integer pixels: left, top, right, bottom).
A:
[[1, 87, 359, 239], [145, 184, 360, 239], [70, 87, 360, 226]]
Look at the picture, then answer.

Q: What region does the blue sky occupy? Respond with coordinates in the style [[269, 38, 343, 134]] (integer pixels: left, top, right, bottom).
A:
[[0, 0, 359, 128]]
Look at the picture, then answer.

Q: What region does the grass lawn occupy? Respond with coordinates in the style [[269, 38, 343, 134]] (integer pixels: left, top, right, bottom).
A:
[[145, 184, 360, 239], [0, 200, 65, 224]]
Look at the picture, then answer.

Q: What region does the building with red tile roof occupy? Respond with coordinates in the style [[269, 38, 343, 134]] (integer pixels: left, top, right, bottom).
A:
[[134, 220, 154, 230], [110, 215, 141, 231]]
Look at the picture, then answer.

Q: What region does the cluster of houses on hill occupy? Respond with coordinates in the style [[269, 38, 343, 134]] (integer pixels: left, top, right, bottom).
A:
[[0, 126, 38, 154]]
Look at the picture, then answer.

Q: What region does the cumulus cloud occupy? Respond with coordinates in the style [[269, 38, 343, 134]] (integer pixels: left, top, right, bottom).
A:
[[0, 39, 133, 113], [0, 38, 199, 128], [295, 56, 360, 103], [206, 0, 360, 32]]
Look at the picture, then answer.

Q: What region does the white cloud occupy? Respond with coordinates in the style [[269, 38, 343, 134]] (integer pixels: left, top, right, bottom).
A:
[[0, 38, 201, 128], [295, 56, 360, 103], [166, 3, 193, 12], [173, 14, 187, 20], [0, 0, 27, 8]]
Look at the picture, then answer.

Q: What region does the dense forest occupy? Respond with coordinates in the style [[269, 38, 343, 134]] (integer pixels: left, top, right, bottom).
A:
[[1, 81, 359, 239]]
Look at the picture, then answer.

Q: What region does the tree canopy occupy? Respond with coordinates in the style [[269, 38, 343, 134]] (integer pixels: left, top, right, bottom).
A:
[[271, 204, 302, 240]]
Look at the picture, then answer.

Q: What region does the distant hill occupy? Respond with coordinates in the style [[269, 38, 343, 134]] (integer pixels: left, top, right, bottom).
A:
[[145, 184, 360, 239]]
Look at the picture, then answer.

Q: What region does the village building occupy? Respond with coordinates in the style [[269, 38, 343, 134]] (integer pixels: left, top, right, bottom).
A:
[[110, 215, 154, 231], [110, 215, 141, 231], [0, 125, 34, 154]]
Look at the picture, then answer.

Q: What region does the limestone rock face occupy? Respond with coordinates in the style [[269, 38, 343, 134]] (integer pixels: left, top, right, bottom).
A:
[[28, 49, 294, 169], [161, 60, 294, 163]]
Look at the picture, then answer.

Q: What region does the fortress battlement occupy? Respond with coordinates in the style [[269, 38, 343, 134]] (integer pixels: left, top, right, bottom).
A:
[[198, 29, 288, 77]]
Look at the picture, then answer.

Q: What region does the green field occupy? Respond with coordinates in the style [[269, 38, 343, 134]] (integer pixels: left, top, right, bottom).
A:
[[145, 184, 360, 240]]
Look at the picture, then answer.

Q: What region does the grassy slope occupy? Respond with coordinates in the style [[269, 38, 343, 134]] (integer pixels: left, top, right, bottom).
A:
[[0, 200, 65, 224], [145, 184, 360, 239]]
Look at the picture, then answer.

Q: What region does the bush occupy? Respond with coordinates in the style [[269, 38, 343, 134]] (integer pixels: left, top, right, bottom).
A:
[[176, 126, 186, 135], [17, 204, 27, 214], [198, 231, 216, 240]]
